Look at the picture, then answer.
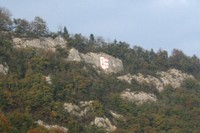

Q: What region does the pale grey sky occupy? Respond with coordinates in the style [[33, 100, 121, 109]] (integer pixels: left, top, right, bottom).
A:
[[1, 0, 200, 57]]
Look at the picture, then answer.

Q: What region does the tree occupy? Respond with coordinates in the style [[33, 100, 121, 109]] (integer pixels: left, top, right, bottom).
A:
[[63, 26, 69, 39], [89, 34, 95, 43], [86, 34, 96, 52], [0, 7, 12, 32], [0, 113, 11, 132], [13, 18, 31, 37], [30, 16, 48, 37], [68, 33, 87, 53], [155, 49, 169, 70], [169, 49, 190, 72]]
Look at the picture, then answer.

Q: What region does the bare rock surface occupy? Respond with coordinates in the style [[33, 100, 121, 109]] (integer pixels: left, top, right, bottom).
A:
[[157, 69, 194, 89], [13, 37, 66, 51], [67, 48, 81, 61], [110, 111, 124, 120], [45, 75, 52, 85], [118, 69, 195, 91], [0, 63, 9, 75], [67, 48, 124, 73], [120, 89, 157, 104], [91, 117, 117, 132], [118, 73, 163, 91], [63, 101, 94, 117], [36, 120, 68, 133]]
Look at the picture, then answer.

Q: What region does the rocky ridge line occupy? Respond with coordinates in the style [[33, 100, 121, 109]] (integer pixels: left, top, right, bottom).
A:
[[13, 37, 66, 52]]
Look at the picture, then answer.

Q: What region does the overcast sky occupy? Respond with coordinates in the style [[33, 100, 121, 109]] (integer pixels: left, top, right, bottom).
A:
[[1, 0, 200, 57]]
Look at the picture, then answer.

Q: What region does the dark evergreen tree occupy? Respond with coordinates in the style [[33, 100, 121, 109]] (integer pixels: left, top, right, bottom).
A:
[[63, 26, 69, 39]]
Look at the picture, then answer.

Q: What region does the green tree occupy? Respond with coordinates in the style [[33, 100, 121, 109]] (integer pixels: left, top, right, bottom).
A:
[[13, 18, 31, 37], [63, 26, 69, 39], [89, 34, 95, 43], [169, 49, 190, 72], [30, 16, 48, 37], [155, 49, 169, 70], [0, 7, 12, 32]]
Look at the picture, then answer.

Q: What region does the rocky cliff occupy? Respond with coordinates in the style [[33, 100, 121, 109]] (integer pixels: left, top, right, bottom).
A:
[[12, 37, 124, 74], [12, 37, 66, 51], [67, 48, 124, 73], [118, 69, 195, 92]]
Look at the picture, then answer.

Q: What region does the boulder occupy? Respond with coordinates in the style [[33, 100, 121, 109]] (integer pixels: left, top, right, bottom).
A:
[[45, 75, 52, 85], [0, 63, 9, 75], [91, 117, 117, 132], [67, 48, 124, 73]]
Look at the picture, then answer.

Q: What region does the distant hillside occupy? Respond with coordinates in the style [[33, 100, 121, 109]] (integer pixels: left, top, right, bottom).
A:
[[0, 7, 200, 133]]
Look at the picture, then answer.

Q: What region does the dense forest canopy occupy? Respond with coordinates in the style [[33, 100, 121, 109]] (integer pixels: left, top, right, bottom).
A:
[[0, 7, 200, 133]]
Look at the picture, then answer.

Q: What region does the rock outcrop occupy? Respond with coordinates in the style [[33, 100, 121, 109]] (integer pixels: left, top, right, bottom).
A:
[[110, 111, 124, 120], [64, 101, 118, 132], [13, 37, 66, 51], [91, 117, 117, 132], [118, 73, 163, 91], [36, 120, 68, 133], [45, 75, 52, 85], [63, 101, 94, 117], [118, 69, 194, 91], [67, 48, 124, 73], [157, 69, 194, 88], [120, 89, 157, 104], [0, 63, 9, 75], [67, 48, 82, 62]]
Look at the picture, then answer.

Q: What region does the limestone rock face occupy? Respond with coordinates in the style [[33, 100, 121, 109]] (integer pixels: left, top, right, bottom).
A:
[[67, 48, 124, 73], [120, 89, 157, 104], [157, 69, 194, 89], [13, 37, 66, 51], [67, 48, 81, 61], [118, 73, 164, 91], [0, 63, 9, 75], [36, 120, 68, 133], [63, 101, 94, 117], [110, 111, 124, 120], [118, 69, 195, 92], [91, 117, 117, 132]]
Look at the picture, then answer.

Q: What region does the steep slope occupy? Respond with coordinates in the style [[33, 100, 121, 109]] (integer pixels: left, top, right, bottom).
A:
[[0, 36, 199, 133]]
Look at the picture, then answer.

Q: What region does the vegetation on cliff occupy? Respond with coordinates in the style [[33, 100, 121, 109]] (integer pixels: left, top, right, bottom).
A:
[[0, 7, 200, 133]]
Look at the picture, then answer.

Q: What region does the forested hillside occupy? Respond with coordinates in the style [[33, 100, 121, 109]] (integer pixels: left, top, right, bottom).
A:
[[0, 7, 200, 133]]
